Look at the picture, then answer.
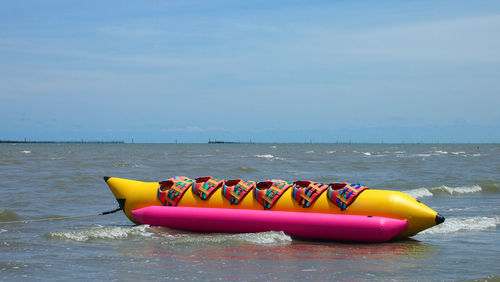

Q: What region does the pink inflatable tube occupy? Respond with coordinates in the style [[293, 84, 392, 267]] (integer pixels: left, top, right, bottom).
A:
[[131, 206, 408, 242]]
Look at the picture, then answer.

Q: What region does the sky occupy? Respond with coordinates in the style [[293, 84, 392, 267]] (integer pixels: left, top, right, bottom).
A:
[[1, 0, 500, 143]]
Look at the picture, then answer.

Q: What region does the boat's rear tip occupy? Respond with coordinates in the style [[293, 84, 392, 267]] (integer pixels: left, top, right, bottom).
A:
[[104, 176, 111, 182], [436, 213, 445, 225]]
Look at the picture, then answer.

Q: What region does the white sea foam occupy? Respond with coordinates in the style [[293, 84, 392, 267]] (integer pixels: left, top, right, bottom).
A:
[[254, 154, 274, 159], [232, 231, 292, 244], [192, 154, 214, 158], [404, 188, 434, 199], [304, 150, 315, 154], [414, 153, 433, 157], [161, 231, 292, 245], [49, 156, 65, 160], [47, 225, 154, 242], [112, 162, 141, 168], [362, 152, 371, 156], [326, 150, 337, 154], [420, 215, 500, 235], [21, 150, 31, 154]]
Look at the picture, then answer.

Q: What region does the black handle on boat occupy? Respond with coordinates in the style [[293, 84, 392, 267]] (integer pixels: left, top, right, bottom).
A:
[[100, 206, 123, 215], [100, 198, 125, 215]]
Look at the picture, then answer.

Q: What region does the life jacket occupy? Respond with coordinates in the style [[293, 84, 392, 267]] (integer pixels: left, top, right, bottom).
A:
[[254, 179, 294, 209], [327, 182, 368, 211], [192, 176, 225, 200], [222, 179, 256, 205], [292, 180, 329, 207], [158, 176, 195, 206]]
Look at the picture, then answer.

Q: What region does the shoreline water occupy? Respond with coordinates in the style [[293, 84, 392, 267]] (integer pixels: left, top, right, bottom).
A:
[[1, 143, 498, 281]]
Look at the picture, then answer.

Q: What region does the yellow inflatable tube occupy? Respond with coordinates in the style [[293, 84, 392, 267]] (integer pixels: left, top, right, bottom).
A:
[[104, 176, 444, 239]]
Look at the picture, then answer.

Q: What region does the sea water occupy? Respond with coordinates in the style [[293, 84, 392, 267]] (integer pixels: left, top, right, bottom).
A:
[[1, 143, 499, 281]]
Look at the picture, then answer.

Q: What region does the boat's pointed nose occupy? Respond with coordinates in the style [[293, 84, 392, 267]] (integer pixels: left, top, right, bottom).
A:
[[102, 176, 160, 224], [436, 213, 445, 225]]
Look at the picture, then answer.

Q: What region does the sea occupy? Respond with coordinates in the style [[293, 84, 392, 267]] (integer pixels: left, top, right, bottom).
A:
[[1, 143, 499, 281]]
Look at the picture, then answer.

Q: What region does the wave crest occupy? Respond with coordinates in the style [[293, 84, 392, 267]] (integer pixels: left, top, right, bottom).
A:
[[0, 209, 21, 221], [404, 185, 484, 199]]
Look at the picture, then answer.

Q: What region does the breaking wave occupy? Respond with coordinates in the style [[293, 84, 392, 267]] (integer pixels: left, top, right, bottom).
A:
[[112, 162, 142, 168], [46, 225, 292, 246], [160, 231, 292, 246], [252, 154, 285, 161], [254, 154, 274, 159], [46, 225, 154, 242], [404, 185, 485, 199], [420, 215, 500, 235]]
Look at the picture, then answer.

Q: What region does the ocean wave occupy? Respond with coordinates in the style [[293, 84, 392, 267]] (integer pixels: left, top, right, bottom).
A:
[[161, 231, 292, 246], [20, 150, 31, 154], [49, 156, 65, 160], [0, 209, 21, 222], [252, 154, 285, 160], [232, 166, 258, 172], [352, 151, 385, 157], [482, 183, 500, 192], [404, 185, 484, 199], [112, 162, 142, 168], [431, 185, 483, 196], [420, 215, 500, 235], [46, 225, 154, 242], [404, 188, 434, 199], [190, 154, 215, 158], [399, 151, 482, 158], [254, 154, 274, 159]]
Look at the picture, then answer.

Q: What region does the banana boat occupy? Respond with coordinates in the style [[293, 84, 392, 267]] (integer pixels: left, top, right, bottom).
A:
[[104, 176, 445, 242]]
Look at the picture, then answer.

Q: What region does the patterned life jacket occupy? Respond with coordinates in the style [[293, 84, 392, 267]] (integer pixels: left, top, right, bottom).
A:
[[222, 179, 256, 205], [192, 176, 225, 200], [326, 182, 368, 211], [158, 176, 195, 206], [254, 179, 294, 209], [292, 180, 329, 208]]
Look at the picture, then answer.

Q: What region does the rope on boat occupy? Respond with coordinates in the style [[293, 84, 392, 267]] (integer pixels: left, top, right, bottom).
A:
[[0, 206, 123, 225]]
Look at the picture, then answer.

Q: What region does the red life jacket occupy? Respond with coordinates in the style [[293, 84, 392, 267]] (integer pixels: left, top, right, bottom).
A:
[[254, 179, 294, 209], [192, 176, 225, 200], [292, 180, 329, 208], [326, 182, 368, 211], [222, 179, 256, 205], [158, 176, 195, 206]]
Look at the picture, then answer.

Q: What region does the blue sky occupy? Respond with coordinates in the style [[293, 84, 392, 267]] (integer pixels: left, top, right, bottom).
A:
[[1, 0, 499, 143]]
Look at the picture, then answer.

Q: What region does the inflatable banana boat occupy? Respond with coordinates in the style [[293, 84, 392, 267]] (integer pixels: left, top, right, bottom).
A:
[[104, 176, 444, 242]]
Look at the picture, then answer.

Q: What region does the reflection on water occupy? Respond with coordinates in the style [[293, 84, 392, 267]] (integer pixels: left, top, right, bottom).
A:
[[113, 227, 437, 280]]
